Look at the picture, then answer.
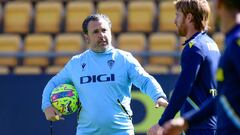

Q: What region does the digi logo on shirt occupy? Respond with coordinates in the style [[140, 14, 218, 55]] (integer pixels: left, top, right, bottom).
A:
[[80, 74, 115, 84]]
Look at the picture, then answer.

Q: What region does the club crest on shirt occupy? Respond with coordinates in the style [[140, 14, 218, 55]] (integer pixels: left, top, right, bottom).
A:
[[107, 60, 115, 69], [81, 63, 86, 71]]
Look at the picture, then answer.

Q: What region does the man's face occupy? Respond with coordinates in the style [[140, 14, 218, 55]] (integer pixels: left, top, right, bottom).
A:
[[175, 10, 187, 36], [85, 18, 112, 52]]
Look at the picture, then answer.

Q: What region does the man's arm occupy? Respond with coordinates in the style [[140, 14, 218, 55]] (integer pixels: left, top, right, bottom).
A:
[[158, 46, 203, 125], [41, 61, 73, 120], [230, 38, 240, 78], [126, 53, 168, 105], [183, 97, 217, 125], [163, 97, 217, 135], [41, 67, 72, 111]]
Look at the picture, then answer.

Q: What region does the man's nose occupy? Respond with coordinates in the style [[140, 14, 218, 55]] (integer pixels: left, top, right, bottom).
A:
[[98, 32, 104, 38]]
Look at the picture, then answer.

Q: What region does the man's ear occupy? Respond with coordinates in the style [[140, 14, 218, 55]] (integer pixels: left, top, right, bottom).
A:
[[83, 34, 89, 44], [186, 13, 193, 23]]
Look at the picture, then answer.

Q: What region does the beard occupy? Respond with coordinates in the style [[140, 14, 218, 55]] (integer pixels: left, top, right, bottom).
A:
[[91, 39, 111, 52], [177, 23, 187, 37], [176, 18, 187, 37]]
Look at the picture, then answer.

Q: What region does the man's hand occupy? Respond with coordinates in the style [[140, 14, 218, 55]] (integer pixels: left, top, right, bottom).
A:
[[44, 106, 64, 121], [155, 97, 168, 108], [163, 117, 188, 135], [147, 124, 164, 135]]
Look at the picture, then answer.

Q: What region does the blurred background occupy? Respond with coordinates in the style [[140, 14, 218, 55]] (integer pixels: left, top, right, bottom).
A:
[[0, 0, 223, 135]]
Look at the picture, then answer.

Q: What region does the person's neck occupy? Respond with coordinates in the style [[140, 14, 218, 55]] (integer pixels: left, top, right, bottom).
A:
[[91, 49, 105, 53], [186, 27, 201, 40], [90, 45, 112, 53]]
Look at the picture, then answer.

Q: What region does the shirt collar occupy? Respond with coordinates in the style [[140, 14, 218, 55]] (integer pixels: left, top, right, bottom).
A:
[[182, 31, 205, 46], [89, 46, 115, 55]]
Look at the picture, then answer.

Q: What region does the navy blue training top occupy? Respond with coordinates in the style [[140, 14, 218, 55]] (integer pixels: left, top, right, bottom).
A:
[[185, 24, 240, 133], [158, 32, 220, 130]]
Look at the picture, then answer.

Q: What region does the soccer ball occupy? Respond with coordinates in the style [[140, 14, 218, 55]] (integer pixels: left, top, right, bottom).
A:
[[50, 84, 80, 115]]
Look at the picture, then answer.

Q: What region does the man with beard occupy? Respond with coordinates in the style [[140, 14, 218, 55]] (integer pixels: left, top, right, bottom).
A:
[[148, 0, 220, 135], [42, 13, 168, 135], [154, 0, 240, 134]]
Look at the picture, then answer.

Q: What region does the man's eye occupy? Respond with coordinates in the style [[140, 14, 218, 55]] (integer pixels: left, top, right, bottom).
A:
[[102, 29, 107, 32], [93, 30, 98, 34]]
